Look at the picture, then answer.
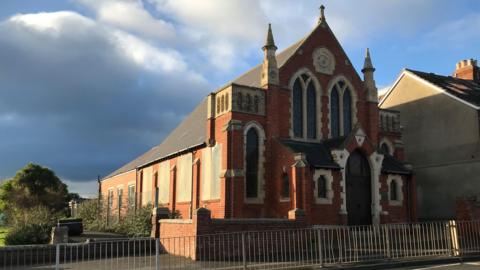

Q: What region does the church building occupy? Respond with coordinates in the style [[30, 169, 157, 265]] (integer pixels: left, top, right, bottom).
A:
[[100, 6, 416, 231]]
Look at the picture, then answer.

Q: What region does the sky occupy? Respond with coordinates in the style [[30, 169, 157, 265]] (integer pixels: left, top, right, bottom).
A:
[[0, 0, 479, 197]]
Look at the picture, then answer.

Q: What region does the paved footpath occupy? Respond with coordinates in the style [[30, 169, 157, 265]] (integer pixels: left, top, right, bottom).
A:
[[395, 261, 480, 270]]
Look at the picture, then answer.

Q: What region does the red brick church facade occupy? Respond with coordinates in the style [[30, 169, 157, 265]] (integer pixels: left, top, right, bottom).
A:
[[100, 7, 416, 234]]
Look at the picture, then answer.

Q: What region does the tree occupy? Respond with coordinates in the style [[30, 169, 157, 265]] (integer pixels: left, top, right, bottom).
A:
[[0, 163, 70, 223]]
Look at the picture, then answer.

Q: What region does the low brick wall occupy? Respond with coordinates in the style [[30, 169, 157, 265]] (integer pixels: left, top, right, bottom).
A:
[[456, 196, 480, 220], [157, 208, 306, 260]]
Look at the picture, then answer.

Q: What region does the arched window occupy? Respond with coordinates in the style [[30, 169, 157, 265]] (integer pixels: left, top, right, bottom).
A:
[[343, 89, 352, 135], [381, 143, 390, 155], [245, 128, 259, 198], [292, 79, 303, 137], [329, 79, 355, 138], [330, 86, 340, 138], [390, 180, 398, 201], [317, 175, 327, 199], [307, 83, 317, 139], [281, 173, 290, 198]]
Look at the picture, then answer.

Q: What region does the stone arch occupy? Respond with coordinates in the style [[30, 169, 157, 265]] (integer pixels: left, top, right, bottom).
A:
[[288, 67, 323, 140], [327, 75, 358, 138], [243, 121, 266, 203]]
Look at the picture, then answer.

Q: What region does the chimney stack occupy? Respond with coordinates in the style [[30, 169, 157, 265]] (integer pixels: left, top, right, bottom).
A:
[[453, 59, 480, 81]]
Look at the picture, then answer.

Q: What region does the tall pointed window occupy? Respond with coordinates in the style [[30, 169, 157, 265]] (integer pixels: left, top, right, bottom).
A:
[[291, 71, 320, 140], [292, 79, 303, 137], [329, 79, 355, 137], [343, 90, 352, 135], [390, 180, 398, 201], [307, 83, 317, 139], [330, 86, 340, 137], [246, 128, 259, 198]]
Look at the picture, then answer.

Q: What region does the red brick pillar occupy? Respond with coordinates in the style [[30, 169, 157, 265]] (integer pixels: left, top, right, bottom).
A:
[[291, 154, 307, 212], [192, 159, 201, 215]]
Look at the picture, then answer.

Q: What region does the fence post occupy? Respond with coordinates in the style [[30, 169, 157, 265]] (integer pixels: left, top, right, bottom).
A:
[[384, 225, 391, 259], [317, 228, 323, 266], [55, 244, 60, 270], [242, 232, 247, 270], [155, 238, 160, 270]]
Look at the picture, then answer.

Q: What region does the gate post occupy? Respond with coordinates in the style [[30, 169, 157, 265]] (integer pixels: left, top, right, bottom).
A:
[[155, 238, 160, 270], [55, 244, 60, 270], [448, 220, 460, 256]]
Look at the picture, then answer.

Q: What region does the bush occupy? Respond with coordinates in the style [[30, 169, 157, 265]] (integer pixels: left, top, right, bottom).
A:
[[117, 205, 153, 237], [5, 223, 51, 245], [77, 199, 107, 231]]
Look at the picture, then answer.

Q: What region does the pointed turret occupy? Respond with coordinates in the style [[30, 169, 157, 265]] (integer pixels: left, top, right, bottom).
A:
[[261, 23, 279, 87], [318, 5, 326, 25], [362, 48, 378, 102]]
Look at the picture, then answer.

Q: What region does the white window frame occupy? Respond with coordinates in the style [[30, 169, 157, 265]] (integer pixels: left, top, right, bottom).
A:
[[314, 169, 334, 204], [387, 174, 403, 206]]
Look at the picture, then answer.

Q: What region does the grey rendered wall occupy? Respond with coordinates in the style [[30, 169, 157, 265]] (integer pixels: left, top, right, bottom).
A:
[[381, 75, 480, 220]]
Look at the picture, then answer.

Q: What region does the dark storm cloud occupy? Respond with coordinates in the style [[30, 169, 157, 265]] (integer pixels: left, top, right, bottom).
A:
[[0, 12, 210, 187]]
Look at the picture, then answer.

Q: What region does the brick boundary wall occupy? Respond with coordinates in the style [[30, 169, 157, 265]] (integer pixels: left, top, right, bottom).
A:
[[456, 196, 480, 220], [158, 208, 306, 260]]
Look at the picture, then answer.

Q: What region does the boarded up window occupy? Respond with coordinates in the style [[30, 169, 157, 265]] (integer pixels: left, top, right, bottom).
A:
[[176, 153, 193, 202], [201, 144, 222, 200], [142, 167, 153, 206], [158, 160, 170, 204]]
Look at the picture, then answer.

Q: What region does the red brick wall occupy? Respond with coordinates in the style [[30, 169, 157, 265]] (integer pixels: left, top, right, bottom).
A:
[[456, 197, 480, 220]]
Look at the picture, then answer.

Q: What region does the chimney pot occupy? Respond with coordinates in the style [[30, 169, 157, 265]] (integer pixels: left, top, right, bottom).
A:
[[453, 58, 479, 81]]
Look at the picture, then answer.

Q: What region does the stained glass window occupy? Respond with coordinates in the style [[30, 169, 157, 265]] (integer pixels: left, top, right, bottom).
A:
[[343, 88, 352, 135], [307, 82, 317, 139], [293, 79, 303, 137], [330, 86, 340, 137]]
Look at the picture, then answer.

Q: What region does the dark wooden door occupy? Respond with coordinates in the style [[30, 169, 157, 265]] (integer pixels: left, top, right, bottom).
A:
[[346, 150, 372, 225]]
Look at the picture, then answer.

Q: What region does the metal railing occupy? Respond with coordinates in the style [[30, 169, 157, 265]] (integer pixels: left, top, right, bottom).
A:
[[1, 220, 480, 269]]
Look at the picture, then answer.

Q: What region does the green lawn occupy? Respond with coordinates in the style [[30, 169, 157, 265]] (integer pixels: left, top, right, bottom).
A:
[[0, 227, 9, 246]]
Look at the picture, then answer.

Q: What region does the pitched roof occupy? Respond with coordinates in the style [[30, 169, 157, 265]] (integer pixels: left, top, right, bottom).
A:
[[223, 38, 305, 89], [279, 139, 340, 169], [104, 99, 208, 179], [279, 138, 411, 175], [382, 154, 411, 175], [381, 69, 480, 109]]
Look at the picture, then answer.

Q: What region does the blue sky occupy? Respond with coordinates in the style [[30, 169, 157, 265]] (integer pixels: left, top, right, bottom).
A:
[[0, 0, 479, 196]]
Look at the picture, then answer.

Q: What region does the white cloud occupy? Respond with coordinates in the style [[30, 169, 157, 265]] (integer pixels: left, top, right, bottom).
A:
[[77, 0, 175, 41], [9, 11, 95, 32]]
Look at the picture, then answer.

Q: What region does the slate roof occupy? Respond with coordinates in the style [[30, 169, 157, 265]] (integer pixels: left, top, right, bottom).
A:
[[382, 154, 411, 175], [279, 138, 411, 175], [104, 99, 208, 179], [105, 35, 307, 179], [279, 139, 340, 169], [406, 69, 480, 107]]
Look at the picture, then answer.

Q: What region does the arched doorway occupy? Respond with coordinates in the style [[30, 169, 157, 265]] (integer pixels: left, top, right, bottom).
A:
[[346, 150, 372, 225]]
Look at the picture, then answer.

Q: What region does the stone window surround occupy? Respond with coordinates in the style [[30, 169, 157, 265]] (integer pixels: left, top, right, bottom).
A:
[[327, 75, 358, 138], [313, 169, 334, 204], [288, 67, 323, 142], [243, 121, 266, 204], [387, 174, 403, 206], [379, 137, 395, 155]]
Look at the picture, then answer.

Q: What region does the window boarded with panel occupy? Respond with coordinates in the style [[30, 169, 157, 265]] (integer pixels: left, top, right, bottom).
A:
[[158, 160, 170, 204], [176, 153, 193, 202], [201, 144, 222, 200], [142, 166, 153, 206]]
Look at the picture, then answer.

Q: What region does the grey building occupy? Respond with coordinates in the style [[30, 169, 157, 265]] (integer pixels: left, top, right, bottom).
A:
[[379, 59, 480, 220]]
